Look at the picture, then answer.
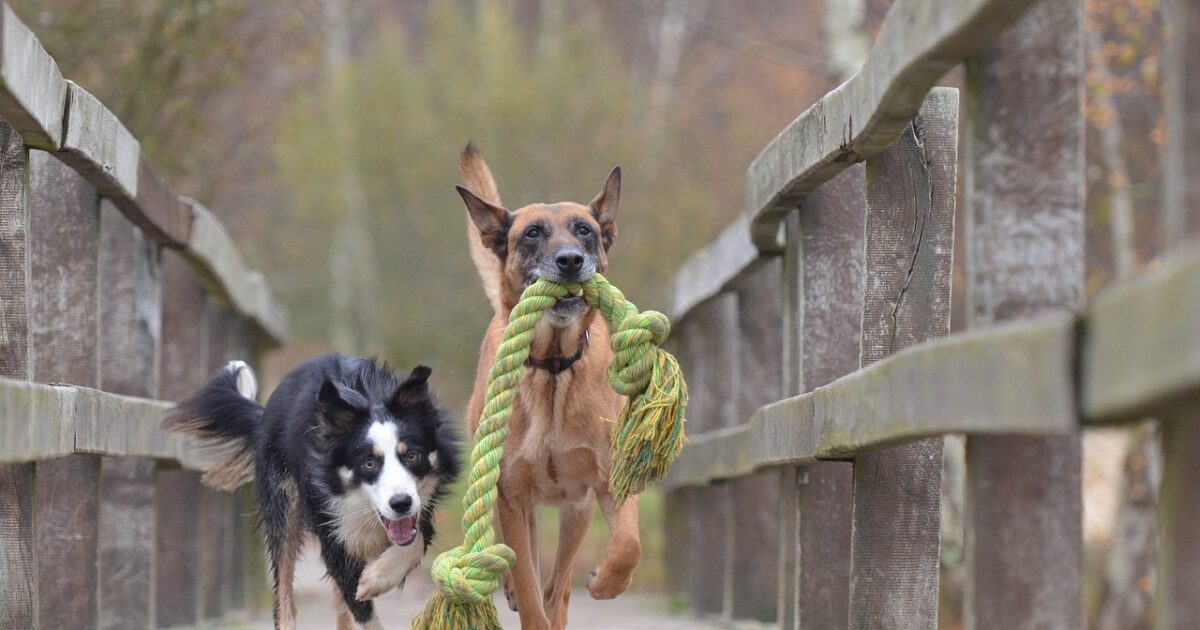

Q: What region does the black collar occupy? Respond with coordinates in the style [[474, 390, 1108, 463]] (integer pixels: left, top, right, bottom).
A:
[[526, 330, 589, 374]]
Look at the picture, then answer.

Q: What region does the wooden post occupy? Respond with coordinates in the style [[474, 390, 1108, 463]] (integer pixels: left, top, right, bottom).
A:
[[155, 250, 211, 627], [676, 294, 738, 617], [729, 258, 783, 622], [0, 119, 35, 630], [784, 164, 866, 630], [962, 1, 1085, 628], [196, 303, 233, 620], [1156, 1, 1200, 628], [27, 150, 102, 630], [849, 88, 958, 628], [96, 199, 161, 630]]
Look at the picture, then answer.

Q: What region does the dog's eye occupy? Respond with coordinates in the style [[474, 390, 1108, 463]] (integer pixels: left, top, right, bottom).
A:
[[575, 224, 591, 237], [362, 458, 377, 471], [404, 451, 422, 465], [524, 226, 543, 239]]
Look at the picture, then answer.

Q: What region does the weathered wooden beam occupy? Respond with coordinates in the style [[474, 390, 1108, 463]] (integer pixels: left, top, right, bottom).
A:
[[743, 0, 1037, 252], [59, 82, 139, 201], [0, 4, 66, 150], [671, 212, 760, 319], [663, 313, 1077, 489], [184, 199, 288, 342], [848, 88, 956, 629], [962, 1, 1085, 627]]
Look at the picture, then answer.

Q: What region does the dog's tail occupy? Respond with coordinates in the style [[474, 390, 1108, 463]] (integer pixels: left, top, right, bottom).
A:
[[459, 142, 504, 312], [163, 360, 263, 491]]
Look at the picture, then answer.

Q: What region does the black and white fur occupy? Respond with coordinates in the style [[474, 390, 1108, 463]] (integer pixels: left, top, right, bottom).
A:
[[165, 355, 460, 629]]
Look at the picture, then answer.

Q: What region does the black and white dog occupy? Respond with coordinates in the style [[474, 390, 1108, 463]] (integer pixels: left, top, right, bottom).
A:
[[165, 354, 460, 629]]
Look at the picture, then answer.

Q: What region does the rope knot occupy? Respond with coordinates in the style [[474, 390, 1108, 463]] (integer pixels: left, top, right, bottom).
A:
[[430, 544, 516, 605], [607, 309, 671, 395]]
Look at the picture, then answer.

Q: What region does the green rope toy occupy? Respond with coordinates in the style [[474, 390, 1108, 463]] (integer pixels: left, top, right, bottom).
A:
[[411, 273, 688, 630]]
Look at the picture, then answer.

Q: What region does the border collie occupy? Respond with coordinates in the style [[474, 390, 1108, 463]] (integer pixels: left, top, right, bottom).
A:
[[165, 354, 459, 630]]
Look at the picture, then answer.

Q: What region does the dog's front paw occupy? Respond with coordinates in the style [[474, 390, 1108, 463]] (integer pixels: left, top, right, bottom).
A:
[[356, 564, 400, 602]]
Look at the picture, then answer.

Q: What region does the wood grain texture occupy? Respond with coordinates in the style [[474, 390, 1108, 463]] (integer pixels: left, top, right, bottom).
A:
[[59, 81, 139, 200], [849, 88, 957, 630], [793, 165, 865, 630], [962, 1, 1085, 627], [35, 454, 101, 629], [730, 259, 782, 622], [1163, 0, 1200, 247], [27, 149, 99, 388], [98, 199, 161, 398], [0, 4, 67, 150], [155, 468, 199, 628], [674, 294, 738, 616], [662, 315, 1078, 488], [0, 120, 27, 380], [1156, 414, 1200, 630], [744, 0, 1037, 251], [0, 463, 34, 628], [671, 211, 761, 320], [158, 250, 210, 403], [98, 458, 156, 630], [196, 485, 228, 620], [117, 155, 189, 248]]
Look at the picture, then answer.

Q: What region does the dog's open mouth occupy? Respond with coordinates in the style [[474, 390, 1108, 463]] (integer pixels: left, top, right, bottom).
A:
[[552, 288, 586, 314], [382, 516, 418, 546]]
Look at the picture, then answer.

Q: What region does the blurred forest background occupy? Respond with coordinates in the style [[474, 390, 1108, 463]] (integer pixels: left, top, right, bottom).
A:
[[8, 0, 1169, 625]]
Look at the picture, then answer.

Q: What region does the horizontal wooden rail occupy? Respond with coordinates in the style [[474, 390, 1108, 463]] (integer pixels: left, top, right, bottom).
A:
[[669, 0, 1043, 318], [0, 3, 285, 342], [0, 376, 213, 470], [665, 248, 1200, 489]]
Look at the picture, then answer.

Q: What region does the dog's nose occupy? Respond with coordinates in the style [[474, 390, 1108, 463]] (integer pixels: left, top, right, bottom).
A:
[[389, 494, 413, 514], [555, 249, 585, 275]]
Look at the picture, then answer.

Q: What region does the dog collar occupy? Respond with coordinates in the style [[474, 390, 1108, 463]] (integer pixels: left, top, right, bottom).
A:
[[526, 330, 589, 374]]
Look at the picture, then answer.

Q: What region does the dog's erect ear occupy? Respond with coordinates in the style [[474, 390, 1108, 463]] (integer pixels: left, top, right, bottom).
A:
[[457, 186, 512, 257], [588, 167, 621, 250], [317, 379, 366, 434], [390, 365, 436, 413]]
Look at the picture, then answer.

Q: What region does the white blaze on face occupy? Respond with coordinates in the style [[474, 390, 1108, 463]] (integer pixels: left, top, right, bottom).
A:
[[363, 421, 420, 520]]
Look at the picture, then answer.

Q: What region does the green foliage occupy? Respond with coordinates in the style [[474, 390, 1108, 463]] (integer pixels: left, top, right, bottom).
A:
[[271, 0, 711, 407]]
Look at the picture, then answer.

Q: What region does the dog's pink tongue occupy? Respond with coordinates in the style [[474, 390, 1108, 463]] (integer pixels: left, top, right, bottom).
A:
[[386, 517, 417, 546]]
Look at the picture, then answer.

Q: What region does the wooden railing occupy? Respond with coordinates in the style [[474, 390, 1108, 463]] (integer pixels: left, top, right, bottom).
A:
[[661, 0, 1199, 629], [0, 4, 284, 628]]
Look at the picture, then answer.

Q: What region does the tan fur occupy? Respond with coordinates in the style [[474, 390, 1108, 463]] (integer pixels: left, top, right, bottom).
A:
[[161, 414, 255, 491], [459, 146, 640, 630]]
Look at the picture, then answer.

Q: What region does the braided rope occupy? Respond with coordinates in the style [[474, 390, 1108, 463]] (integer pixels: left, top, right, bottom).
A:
[[412, 274, 686, 629]]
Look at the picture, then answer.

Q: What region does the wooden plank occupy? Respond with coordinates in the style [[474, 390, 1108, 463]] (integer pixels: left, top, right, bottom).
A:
[[0, 4, 67, 150], [0, 462, 34, 628], [35, 454, 101, 629], [27, 149, 99, 387], [185, 199, 287, 342], [670, 212, 760, 320], [744, 0, 1038, 251], [96, 199, 160, 630], [663, 314, 1077, 488], [113, 156, 190, 248], [196, 486, 228, 620], [792, 165, 865, 630], [97, 458, 155, 630], [0, 119, 28, 380], [27, 146, 102, 630], [155, 468, 199, 628], [848, 87, 957, 629], [98, 200, 161, 398], [158, 250, 210, 403], [1163, 0, 1200, 247], [58, 82, 140, 201], [1083, 248, 1200, 423], [1157, 416, 1200, 630], [962, 1, 1085, 627], [674, 294, 738, 617], [729, 259, 782, 622]]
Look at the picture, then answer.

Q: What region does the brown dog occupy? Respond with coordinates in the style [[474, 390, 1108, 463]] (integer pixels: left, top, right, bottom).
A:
[[455, 144, 640, 630]]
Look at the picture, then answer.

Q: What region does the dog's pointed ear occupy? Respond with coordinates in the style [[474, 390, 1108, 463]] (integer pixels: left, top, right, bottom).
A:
[[457, 186, 512, 257], [588, 167, 620, 250], [317, 379, 366, 434], [390, 365, 434, 410]]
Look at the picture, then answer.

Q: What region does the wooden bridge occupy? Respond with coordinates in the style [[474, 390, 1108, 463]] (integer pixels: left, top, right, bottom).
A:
[[1, 0, 1197, 628]]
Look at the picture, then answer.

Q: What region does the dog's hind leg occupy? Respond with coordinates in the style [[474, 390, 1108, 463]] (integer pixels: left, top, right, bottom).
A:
[[544, 500, 593, 629], [498, 493, 552, 629], [260, 475, 303, 630], [586, 490, 641, 600]]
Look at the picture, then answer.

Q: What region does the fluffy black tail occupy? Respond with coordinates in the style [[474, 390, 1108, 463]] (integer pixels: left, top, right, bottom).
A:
[[164, 360, 263, 491]]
